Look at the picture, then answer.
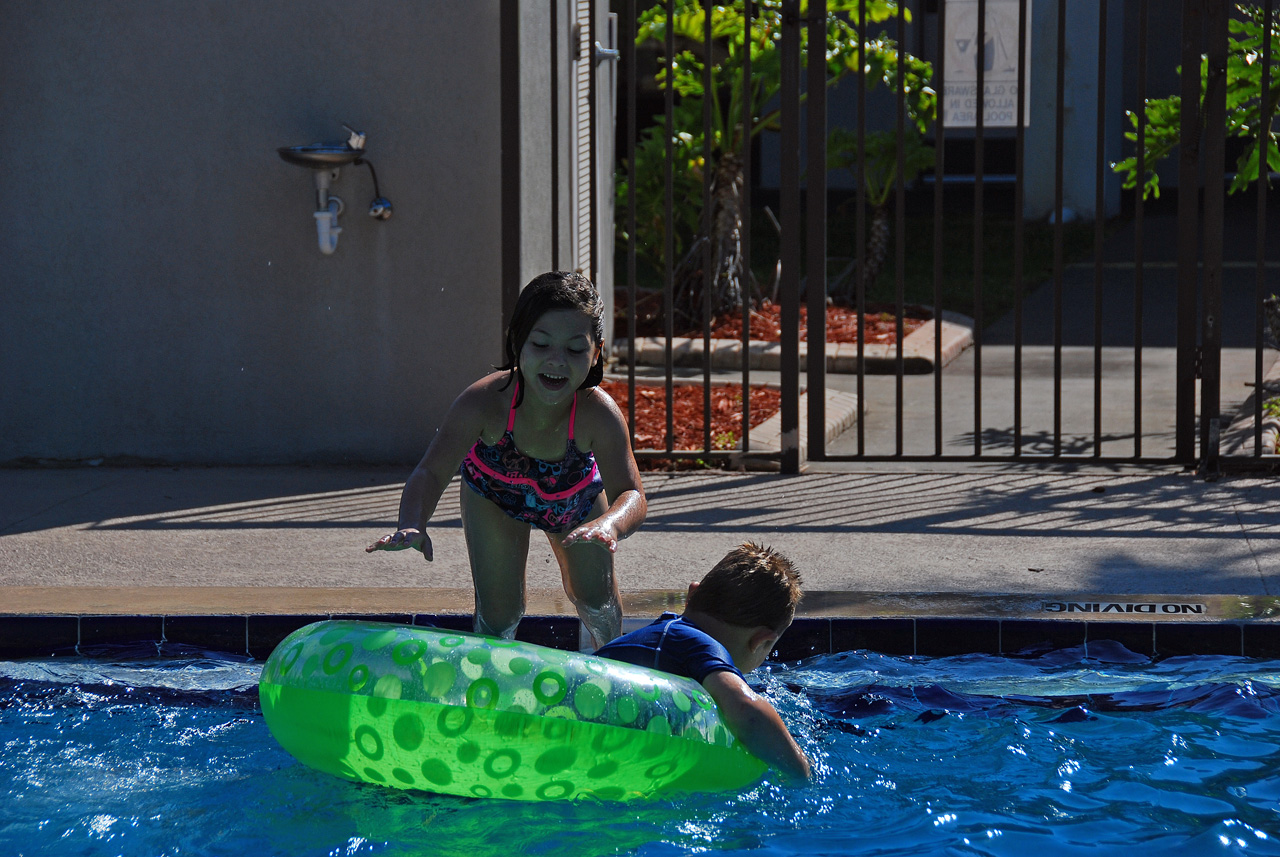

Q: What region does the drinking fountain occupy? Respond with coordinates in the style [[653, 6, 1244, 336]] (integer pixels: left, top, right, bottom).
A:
[[278, 125, 392, 255]]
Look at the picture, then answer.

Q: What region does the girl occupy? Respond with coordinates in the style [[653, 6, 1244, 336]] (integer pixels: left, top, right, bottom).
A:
[[367, 271, 646, 648]]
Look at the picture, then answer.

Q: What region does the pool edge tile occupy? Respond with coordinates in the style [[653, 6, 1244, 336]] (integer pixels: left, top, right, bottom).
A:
[[247, 616, 321, 660], [0, 616, 79, 657], [1001, 620, 1087, 656], [163, 616, 248, 655], [516, 616, 579, 650], [80, 615, 164, 650], [831, 618, 915, 656], [1086, 622, 1156, 657], [1156, 622, 1244, 657], [774, 618, 831, 662], [915, 618, 1000, 656], [1244, 623, 1280, 658]]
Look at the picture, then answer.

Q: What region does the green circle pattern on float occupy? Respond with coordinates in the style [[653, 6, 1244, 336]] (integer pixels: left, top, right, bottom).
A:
[[259, 620, 767, 802]]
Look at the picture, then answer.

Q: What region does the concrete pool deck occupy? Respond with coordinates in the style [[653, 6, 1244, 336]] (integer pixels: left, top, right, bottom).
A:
[[3, 463, 1280, 658]]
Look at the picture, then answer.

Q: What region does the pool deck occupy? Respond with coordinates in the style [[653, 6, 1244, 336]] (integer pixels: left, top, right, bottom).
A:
[[3, 463, 1280, 659]]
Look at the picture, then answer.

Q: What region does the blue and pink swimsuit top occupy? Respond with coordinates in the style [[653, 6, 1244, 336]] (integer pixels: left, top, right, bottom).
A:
[[459, 381, 604, 533]]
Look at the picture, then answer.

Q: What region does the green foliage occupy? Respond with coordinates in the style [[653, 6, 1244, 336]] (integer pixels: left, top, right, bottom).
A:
[[1113, 4, 1280, 198], [621, 116, 705, 277], [826, 127, 935, 209], [617, 0, 936, 275], [824, 209, 1103, 323]]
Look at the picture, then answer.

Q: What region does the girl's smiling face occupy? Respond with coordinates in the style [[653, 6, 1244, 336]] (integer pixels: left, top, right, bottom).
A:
[[519, 309, 600, 404]]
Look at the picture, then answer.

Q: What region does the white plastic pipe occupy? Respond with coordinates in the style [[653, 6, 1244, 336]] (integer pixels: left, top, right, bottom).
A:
[[313, 198, 343, 255]]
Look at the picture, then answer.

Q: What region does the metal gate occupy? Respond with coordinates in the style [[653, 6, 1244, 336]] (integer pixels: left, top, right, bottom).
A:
[[610, 0, 1279, 474]]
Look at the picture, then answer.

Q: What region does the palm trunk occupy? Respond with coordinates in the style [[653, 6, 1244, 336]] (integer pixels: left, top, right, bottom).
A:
[[710, 152, 745, 314], [672, 152, 747, 326], [860, 203, 891, 291]]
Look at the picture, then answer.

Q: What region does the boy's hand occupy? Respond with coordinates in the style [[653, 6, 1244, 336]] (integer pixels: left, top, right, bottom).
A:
[[366, 528, 434, 561], [562, 521, 618, 553]]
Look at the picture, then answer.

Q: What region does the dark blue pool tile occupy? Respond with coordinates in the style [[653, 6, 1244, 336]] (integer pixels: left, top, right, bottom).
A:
[[80, 616, 164, 653], [330, 613, 415, 627], [1086, 622, 1155, 657], [163, 616, 247, 655], [915, 619, 1000, 656], [517, 616, 579, 651], [830, 618, 916, 656], [248, 615, 321, 660], [772, 619, 830, 662], [0, 616, 79, 657], [1156, 623, 1243, 657], [1243, 623, 1280, 658], [1001, 620, 1087, 656], [414, 614, 473, 632]]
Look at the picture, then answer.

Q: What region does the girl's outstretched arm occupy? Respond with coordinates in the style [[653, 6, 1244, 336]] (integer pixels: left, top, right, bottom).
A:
[[366, 380, 492, 560], [563, 389, 647, 552]]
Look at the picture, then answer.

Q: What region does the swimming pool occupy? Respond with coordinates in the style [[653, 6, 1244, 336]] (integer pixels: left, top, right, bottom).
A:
[[4, 644, 1280, 856]]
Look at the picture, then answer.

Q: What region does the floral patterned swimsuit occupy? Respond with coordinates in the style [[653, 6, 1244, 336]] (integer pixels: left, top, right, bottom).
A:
[[459, 381, 604, 533]]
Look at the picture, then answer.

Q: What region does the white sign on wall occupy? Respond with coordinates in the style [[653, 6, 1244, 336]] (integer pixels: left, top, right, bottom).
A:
[[942, 0, 1032, 128]]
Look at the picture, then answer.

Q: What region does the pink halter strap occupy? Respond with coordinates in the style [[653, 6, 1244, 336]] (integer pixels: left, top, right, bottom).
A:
[[507, 379, 578, 438]]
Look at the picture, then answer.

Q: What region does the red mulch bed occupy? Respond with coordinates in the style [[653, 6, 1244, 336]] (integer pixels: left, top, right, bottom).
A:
[[616, 294, 932, 345], [599, 379, 781, 469], [606, 297, 929, 468]]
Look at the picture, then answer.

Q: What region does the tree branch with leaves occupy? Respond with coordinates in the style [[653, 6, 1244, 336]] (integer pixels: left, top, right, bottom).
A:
[[618, 0, 935, 325], [1113, 4, 1279, 199]]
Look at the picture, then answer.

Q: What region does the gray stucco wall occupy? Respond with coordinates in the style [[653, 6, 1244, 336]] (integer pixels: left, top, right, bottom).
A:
[[1, 2, 512, 464]]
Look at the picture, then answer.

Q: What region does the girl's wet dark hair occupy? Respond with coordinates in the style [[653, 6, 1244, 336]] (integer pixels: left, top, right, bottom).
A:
[[498, 271, 606, 403]]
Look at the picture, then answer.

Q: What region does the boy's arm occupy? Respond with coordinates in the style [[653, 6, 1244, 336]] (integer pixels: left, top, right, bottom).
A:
[[702, 670, 811, 782]]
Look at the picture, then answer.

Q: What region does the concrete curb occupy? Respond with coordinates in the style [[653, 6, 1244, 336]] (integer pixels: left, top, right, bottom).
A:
[[599, 374, 860, 470], [732, 388, 861, 471], [1223, 354, 1280, 456], [612, 309, 974, 375]]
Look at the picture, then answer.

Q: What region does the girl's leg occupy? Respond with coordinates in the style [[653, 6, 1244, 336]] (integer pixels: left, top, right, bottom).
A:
[[547, 495, 622, 648], [460, 487, 531, 639]]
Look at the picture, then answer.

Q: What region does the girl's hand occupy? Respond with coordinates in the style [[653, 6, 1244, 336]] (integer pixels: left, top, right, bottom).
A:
[[366, 528, 434, 561], [562, 522, 619, 553]]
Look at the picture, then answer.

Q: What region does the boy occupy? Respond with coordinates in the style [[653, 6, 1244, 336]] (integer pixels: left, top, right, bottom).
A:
[[595, 542, 811, 781]]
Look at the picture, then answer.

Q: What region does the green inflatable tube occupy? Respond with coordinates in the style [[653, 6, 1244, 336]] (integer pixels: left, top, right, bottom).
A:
[[259, 620, 768, 802]]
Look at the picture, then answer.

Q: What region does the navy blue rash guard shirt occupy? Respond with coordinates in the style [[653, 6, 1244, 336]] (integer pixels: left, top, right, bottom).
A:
[[595, 612, 744, 683]]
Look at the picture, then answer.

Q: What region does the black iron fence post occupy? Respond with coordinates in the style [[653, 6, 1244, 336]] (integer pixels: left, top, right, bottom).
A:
[[780, 0, 802, 474], [1256, 0, 1276, 458], [1199, 0, 1229, 477], [807, 0, 829, 462], [1175, 0, 1203, 466]]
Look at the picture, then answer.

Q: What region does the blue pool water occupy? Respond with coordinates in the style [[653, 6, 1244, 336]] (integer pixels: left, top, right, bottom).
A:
[[3, 643, 1280, 856]]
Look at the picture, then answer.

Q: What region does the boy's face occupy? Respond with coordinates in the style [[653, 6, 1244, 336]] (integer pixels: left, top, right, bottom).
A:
[[739, 618, 791, 673]]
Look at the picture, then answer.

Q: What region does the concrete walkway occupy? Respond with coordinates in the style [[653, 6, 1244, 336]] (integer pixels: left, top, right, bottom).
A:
[[3, 465, 1278, 622]]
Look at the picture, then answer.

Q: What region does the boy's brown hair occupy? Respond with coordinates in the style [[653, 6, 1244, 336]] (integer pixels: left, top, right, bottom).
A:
[[685, 542, 803, 631]]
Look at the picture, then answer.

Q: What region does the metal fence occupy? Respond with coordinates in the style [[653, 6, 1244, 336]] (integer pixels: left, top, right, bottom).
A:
[[608, 0, 1278, 474]]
